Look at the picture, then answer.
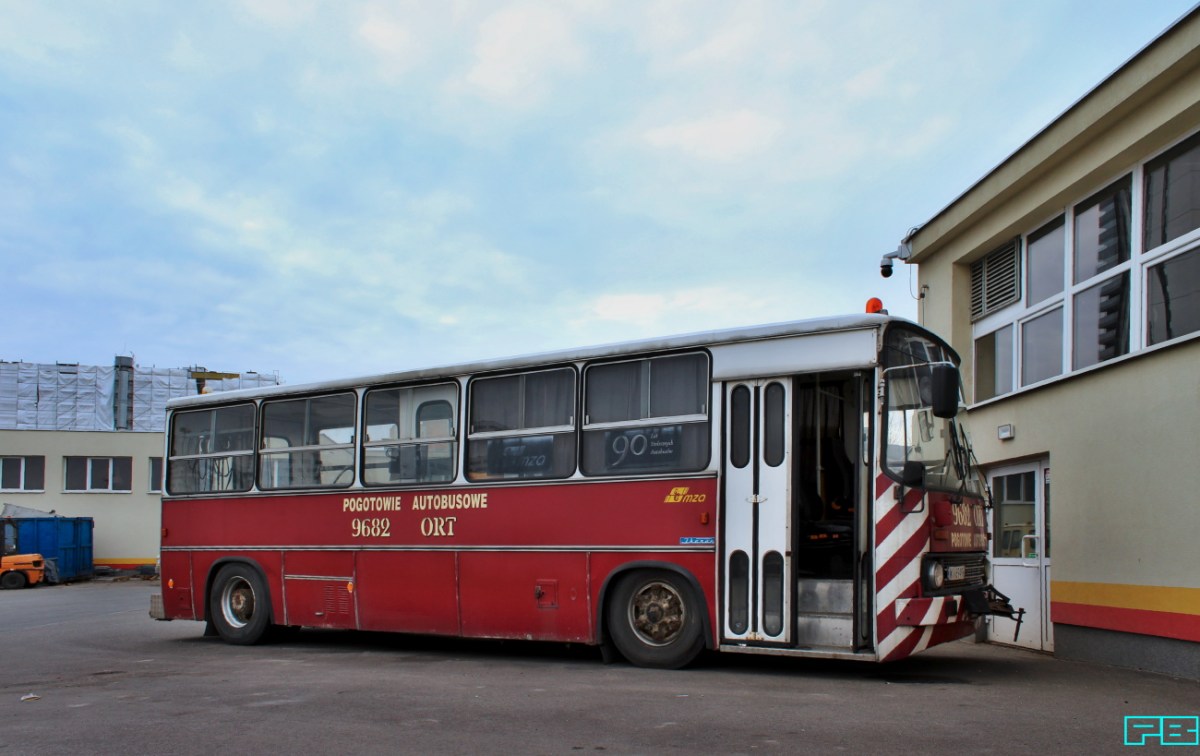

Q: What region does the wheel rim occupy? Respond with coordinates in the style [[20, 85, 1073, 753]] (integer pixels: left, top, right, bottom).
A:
[[220, 576, 256, 629], [627, 580, 685, 646]]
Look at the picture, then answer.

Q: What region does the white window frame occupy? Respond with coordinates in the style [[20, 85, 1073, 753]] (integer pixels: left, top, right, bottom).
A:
[[1141, 226, 1200, 349], [971, 131, 1200, 405], [1, 456, 44, 492], [149, 456, 163, 493], [64, 456, 133, 493]]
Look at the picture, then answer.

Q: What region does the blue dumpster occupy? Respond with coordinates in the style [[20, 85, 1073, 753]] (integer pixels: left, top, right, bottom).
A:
[[8, 517, 94, 582]]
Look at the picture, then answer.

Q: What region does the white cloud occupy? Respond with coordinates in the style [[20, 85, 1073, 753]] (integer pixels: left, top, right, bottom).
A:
[[642, 109, 784, 162], [238, 0, 318, 28], [358, 13, 414, 57], [461, 3, 586, 107], [0, 4, 94, 66], [845, 59, 897, 100], [573, 283, 805, 339], [167, 33, 207, 71], [356, 6, 426, 80], [885, 114, 956, 159], [672, 21, 758, 69]]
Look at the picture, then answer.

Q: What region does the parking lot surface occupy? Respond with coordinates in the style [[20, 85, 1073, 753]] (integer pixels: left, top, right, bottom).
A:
[[1, 580, 1196, 754]]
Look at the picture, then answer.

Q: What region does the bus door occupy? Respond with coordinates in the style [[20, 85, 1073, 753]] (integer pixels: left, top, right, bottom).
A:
[[792, 373, 867, 651], [723, 378, 792, 644]]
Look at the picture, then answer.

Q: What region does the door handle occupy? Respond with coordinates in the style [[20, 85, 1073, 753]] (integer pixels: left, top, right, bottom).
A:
[[1021, 534, 1039, 566]]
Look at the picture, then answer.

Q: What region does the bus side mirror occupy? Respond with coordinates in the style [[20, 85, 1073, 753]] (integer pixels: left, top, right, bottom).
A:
[[901, 460, 925, 487], [931, 364, 959, 419]]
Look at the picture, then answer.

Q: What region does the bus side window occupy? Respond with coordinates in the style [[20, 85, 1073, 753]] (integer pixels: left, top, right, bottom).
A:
[[466, 368, 576, 481], [417, 400, 455, 481], [259, 393, 356, 490], [167, 404, 256, 494], [581, 353, 711, 476], [362, 383, 459, 486]]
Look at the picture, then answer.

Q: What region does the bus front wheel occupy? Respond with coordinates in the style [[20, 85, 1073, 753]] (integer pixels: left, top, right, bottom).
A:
[[209, 563, 271, 645], [607, 570, 704, 669]]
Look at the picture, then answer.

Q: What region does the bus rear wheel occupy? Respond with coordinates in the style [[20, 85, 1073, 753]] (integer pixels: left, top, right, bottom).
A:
[[607, 570, 704, 669], [209, 563, 271, 645]]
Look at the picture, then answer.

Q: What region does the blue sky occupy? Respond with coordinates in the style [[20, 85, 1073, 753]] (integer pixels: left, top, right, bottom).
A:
[[1, 1, 1192, 384]]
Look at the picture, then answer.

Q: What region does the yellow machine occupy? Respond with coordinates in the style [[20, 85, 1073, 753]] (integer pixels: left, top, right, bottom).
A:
[[1, 521, 45, 589], [1, 552, 45, 589]]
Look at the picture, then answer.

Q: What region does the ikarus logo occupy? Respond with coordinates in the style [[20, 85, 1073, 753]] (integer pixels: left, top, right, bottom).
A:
[[664, 487, 707, 504]]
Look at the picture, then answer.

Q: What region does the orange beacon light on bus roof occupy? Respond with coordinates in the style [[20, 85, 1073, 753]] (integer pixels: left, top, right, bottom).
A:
[[865, 297, 885, 314]]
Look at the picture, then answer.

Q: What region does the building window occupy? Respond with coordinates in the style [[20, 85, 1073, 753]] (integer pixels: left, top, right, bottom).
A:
[[1021, 308, 1063, 386], [1073, 272, 1129, 369], [969, 131, 1200, 402], [1, 456, 45, 491], [973, 324, 1013, 402], [149, 457, 163, 493], [1026, 219, 1065, 307], [65, 456, 132, 492], [1073, 177, 1131, 284], [1144, 130, 1200, 251], [1147, 247, 1200, 344]]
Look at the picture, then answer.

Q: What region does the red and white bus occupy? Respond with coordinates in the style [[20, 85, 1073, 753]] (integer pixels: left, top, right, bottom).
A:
[[152, 313, 1016, 668]]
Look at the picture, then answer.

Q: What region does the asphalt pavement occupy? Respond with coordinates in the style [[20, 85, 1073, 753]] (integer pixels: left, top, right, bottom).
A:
[[1, 580, 1196, 754]]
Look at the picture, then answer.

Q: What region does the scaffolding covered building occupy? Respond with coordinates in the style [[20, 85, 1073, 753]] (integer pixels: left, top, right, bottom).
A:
[[0, 357, 280, 571]]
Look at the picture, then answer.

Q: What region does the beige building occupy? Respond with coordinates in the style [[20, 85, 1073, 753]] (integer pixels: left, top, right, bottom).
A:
[[0, 359, 278, 569], [900, 8, 1200, 678]]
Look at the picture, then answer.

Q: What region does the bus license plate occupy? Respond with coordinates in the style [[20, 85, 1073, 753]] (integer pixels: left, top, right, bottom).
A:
[[946, 565, 966, 582]]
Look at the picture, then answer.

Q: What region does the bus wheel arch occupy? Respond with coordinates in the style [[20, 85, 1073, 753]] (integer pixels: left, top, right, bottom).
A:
[[206, 560, 273, 645], [600, 563, 710, 669]]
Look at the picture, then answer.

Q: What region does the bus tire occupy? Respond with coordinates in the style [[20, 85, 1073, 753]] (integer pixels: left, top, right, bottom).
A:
[[607, 569, 704, 669], [209, 563, 272, 645], [1, 571, 27, 590]]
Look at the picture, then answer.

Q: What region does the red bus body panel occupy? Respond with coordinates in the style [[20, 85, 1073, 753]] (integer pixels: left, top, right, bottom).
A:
[[160, 477, 719, 647]]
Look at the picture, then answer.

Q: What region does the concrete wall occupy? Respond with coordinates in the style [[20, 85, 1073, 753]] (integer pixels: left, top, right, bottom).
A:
[[967, 340, 1200, 589], [1, 429, 164, 568]]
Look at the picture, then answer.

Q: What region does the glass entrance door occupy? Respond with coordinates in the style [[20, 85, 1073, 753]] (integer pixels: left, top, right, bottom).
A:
[[988, 461, 1052, 651]]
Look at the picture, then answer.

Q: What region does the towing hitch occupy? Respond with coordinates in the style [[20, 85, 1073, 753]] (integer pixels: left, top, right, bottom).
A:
[[962, 585, 1026, 642]]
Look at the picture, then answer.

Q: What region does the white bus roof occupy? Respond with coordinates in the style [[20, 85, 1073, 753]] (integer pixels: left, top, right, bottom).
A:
[[168, 313, 928, 409]]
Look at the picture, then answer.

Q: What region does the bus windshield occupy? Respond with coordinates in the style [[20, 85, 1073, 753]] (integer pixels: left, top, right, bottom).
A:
[[881, 327, 985, 497]]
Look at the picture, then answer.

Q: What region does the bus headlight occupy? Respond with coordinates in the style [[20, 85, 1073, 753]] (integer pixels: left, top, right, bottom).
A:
[[923, 560, 945, 592]]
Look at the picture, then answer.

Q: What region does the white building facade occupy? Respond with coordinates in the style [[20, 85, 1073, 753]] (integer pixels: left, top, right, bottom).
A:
[[903, 9, 1200, 679]]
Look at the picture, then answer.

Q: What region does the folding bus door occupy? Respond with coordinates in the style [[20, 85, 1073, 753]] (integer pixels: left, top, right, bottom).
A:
[[723, 378, 792, 644]]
